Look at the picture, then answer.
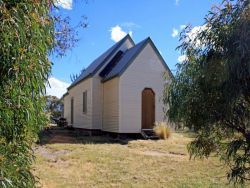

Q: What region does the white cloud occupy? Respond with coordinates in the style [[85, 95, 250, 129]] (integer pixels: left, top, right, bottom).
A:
[[180, 24, 186, 30], [186, 25, 207, 47], [121, 22, 141, 29], [176, 25, 207, 63], [46, 77, 70, 98], [171, 24, 187, 38], [177, 54, 188, 63], [171, 28, 179, 38], [110, 25, 132, 42], [55, 0, 73, 10]]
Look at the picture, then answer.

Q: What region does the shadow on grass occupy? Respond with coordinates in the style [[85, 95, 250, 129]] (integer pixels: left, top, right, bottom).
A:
[[175, 130, 197, 138], [37, 127, 141, 146]]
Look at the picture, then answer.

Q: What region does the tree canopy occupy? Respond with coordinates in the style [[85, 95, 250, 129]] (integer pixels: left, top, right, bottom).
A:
[[45, 95, 63, 119], [165, 0, 250, 184], [0, 1, 85, 187]]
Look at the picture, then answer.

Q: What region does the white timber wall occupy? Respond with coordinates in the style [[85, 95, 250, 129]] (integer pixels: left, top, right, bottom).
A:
[[67, 78, 93, 129], [91, 77, 103, 129], [92, 38, 134, 130], [119, 42, 171, 133], [102, 77, 120, 132], [63, 94, 70, 122]]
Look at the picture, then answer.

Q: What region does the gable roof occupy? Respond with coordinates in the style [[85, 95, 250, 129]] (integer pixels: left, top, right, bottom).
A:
[[102, 37, 173, 82], [68, 34, 134, 89], [102, 38, 148, 82]]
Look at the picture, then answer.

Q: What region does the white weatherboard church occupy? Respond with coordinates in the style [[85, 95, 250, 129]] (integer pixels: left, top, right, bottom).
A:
[[63, 35, 172, 133]]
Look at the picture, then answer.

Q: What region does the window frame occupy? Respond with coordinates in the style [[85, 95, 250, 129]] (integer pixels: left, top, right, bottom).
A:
[[82, 91, 87, 114], [70, 97, 74, 124]]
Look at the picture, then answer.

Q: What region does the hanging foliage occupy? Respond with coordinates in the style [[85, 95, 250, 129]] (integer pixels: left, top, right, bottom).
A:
[[165, 0, 250, 184], [0, 1, 86, 187]]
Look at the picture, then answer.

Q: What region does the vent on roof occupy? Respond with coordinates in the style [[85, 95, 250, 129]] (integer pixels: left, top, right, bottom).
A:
[[99, 50, 124, 78]]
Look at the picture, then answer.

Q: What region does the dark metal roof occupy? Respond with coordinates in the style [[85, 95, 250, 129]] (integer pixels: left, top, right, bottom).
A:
[[66, 35, 173, 93], [102, 37, 173, 82], [102, 38, 149, 82], [68, 34, 134, 89], [99, 50, 124, 78]]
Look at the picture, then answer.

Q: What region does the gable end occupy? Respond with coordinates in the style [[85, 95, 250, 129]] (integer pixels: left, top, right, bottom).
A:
[[102, 37, 173, 82]]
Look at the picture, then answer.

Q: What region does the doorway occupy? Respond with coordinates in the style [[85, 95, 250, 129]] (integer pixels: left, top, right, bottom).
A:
[[141, 88, 155, 129]]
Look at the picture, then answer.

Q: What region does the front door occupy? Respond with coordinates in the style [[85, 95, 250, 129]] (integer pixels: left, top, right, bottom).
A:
[[142, 88, 155, 129]]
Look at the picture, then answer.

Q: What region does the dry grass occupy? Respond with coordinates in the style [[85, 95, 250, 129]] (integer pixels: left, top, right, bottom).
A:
[[33, 131, 246, 188], [153, 122, 171, 139]]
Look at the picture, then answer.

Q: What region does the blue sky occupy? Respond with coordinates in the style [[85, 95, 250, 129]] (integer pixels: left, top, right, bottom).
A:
[[48, 0, 221, 97]]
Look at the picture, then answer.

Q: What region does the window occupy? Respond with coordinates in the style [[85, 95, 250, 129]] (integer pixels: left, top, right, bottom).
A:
[[83, 91, 87, 113], [71, 98, 74, 124]]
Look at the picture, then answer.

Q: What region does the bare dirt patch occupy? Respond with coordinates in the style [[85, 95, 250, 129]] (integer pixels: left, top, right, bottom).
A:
[[49, 134, 76, 144], [34, 146, 71, 160], [40, 128, 78, 144], [133, 150, 187, 160]]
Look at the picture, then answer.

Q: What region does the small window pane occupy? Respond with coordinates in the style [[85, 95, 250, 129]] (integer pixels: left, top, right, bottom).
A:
[[71, 98, 74, 124], [83, 91, 87, 113]]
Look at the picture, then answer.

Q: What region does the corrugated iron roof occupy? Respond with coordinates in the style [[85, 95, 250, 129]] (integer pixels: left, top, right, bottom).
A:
[[102, 38, 149, 82], [68, 34, 134, 89], [66, 35, 173, 92]]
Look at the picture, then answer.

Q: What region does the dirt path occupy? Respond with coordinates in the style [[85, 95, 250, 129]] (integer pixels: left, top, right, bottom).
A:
[[39, 127, 79, 144]]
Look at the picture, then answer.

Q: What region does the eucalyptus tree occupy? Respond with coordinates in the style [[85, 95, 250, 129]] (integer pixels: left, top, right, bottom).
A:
[[165, 0, 250, 184], [0, 1, 86, 187]]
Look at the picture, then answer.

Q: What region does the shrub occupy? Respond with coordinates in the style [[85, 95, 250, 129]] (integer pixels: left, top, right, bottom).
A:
[[153, 122, 171, 139], [58, 118, 68, 127]]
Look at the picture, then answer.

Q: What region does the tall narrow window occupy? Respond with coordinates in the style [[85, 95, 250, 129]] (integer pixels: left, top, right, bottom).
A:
[[83, 91, 87, 114], [71, 98, 74, 125]]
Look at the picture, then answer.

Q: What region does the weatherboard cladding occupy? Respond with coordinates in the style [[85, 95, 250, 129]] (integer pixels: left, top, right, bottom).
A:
[[68, 35, 134, 89], [102, 37, 173, 82], [119, 42, 168, 133]]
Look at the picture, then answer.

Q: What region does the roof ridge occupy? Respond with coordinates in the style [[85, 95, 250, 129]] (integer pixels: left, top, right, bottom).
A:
[[67, 34, 134, 90]]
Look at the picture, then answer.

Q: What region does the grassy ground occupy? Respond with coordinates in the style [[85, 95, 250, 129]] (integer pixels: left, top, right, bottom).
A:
[[33, 129, 240, 188]]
